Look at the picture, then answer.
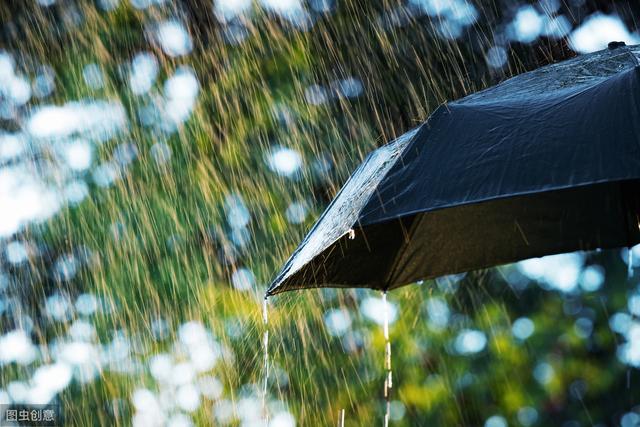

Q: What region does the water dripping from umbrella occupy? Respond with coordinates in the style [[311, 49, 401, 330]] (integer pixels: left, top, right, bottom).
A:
[[262, 296, 269, 425], [382, 291, 393, 427]]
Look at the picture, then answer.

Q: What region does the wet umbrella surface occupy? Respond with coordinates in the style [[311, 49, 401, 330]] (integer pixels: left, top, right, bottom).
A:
[[267, 43, 640, 296]]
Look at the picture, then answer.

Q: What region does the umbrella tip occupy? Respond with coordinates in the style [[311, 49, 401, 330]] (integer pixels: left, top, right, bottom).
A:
[[608, 41, 627, 50]]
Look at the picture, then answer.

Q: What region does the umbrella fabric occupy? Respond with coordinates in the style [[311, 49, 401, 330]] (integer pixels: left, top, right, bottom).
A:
[[267, 44, 640, 296]]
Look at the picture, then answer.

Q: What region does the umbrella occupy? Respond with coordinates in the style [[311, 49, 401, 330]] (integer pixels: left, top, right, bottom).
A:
[[266, 42, 640, 296]]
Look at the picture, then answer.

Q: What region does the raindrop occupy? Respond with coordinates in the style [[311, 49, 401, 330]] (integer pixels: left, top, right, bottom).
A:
[[533, 362, 554, 385], [32, 363, 72, 395], [309, 0, 333, 13], [518, 253, 584, 293], [539, 0, 561, 14], [69, 320, 96, 341], [176, 384, 201, 412], [58, 341, 97, 368], [223, 23, 249, 44], [629, 294, 640, 316], [580, 265, 604, 292], [269, 411, 295, 427], [410, 0, 452, 16], [542, 15, 571, 39], [45, 293, 73, 321], [151, 318, 169, 340], [230, 226, 251, 248], [574, 317, 593, 339], [53, 254, 78, 281], [266, 146, 303, 177], [508, 5, 543, 43], [168, 413, 194, 427], [609, 312, 632, 335], [179, 321, 210, 346], [7, 381, 29, 403], [129, 52, 158, 95], [33, 66, 56, 98], [113, 142, 138, 166], [0, 52, 13, 81], [621, 412, 640, 427], [485, 46, 508, 69], [131, 388, 160, 412], [60, 140, 92, 171], [163, 66, 199, 125], [312, 154, 332, 178], [64, 181, 89, 205], [149, 353, 172, 382], [225, 193, 251, 228], [214, 0, 252, 23], [97, 0, 119, 10], [563, 297, 582, 316], [198, 376, 223, 399], [425, 297, 450, 330], [341, 330, 365, 353], [618, 327, 640, 367], [484, 415, 508, 427], [0, 133, 24, 161], [157, 20, 193, 57], [512, 317, 535, 340], [323, 309, 352, 337], [261, 0, 308, 26], [214, 399, 234, 424], [517, 407, 538, 427], [8, 74, 32, 106], [454, 329, 487, 355], [0, 330, 37, 365], [360, 296, 398, 326], [333, 77, 363, 98], [5, 241, 28, 264], [75, 293, 98, 316], [285, 202, 307, 224], [435, 273, 464, 293], [191, 341, 221, 372], [569, 380, 587, 400], [171, 362, 196, 385], [150, 142, 172, 165], [0, 390, 9, 405], [82, 63, 105, 89], [437, 19, 463, 39], [569, 13, 640, 53], [28, 101, 127, 140], [93, 162, 119, 187], [130, 0, 166, 9], [446, 0, 478, 26], [304, 84, 328, 105], [389, 400, 405, 421]]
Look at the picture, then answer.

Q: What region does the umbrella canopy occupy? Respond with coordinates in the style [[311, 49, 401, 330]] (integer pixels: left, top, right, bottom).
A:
[[266, 43, 640, 296]]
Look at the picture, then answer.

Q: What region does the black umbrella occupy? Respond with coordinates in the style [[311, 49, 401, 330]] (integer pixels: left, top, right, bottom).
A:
[[266, 43, 640, 296]]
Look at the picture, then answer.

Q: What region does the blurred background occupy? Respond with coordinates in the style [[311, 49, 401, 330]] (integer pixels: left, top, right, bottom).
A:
[[1, 0, 640, 426]]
